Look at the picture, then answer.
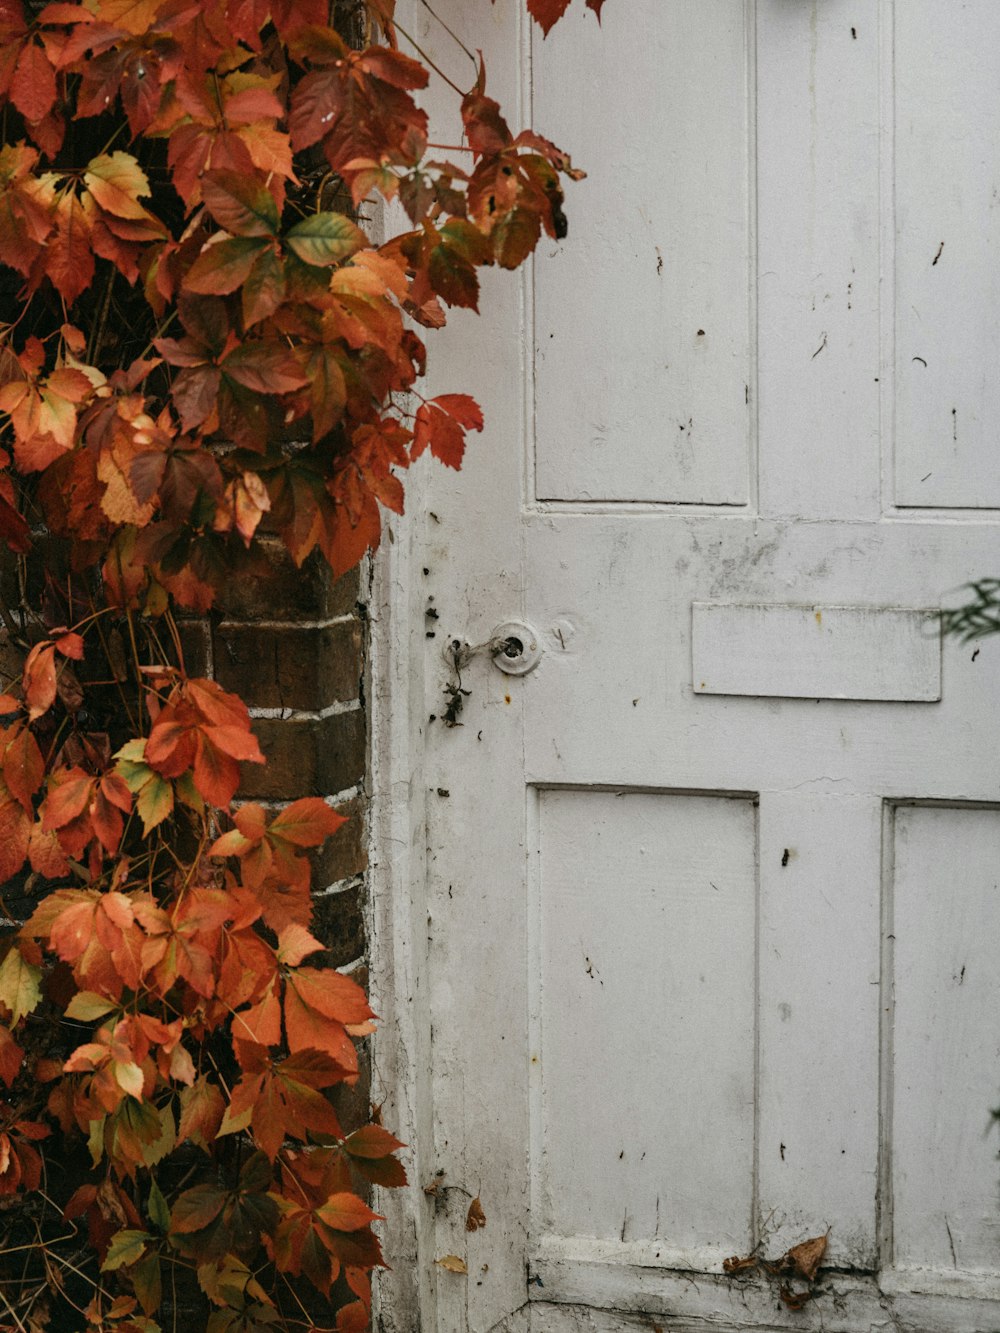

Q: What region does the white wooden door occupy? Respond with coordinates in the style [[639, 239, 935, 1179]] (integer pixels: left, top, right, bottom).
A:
[[371, 3, 1000, 1331]]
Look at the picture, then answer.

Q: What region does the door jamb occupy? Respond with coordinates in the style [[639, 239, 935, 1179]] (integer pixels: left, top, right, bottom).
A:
[[369, 493, 438, 1332]]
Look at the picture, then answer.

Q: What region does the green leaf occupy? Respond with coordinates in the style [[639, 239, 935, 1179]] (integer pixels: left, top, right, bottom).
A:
[[133, 1252, 162, 1316], [116, 740, 154, 786], [285, 213, 367, 267], [0, 947, 41, 1024], [147, 1176, 171, 1232], [101, 1228, 153, 1272]]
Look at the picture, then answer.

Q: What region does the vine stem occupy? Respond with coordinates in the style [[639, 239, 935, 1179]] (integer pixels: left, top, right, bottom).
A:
[[418, 0, 478, 69], [392, 18, 466, 95]]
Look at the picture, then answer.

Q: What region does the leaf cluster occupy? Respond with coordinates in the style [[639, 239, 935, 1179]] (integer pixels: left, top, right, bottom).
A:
[[0, 0, 596, 1325]]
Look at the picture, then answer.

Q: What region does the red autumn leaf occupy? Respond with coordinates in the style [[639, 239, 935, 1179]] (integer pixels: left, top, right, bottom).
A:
[[23, 642, 56, 721], [184, 235, 272, 296], [10, 41, 57, 123], [0, 798, 29, 881], [316, 1192, 380, 1232], [401, 219, 492, 312], [342, 1124, 405, 1159], [45, 191, 95, 305], [168, 1182, 226, 1236], [269, 798, 347, 848], [36, 888, 144, 995], [233, 980, 281, 1047], [201, 170, 279, 237], [40, 767, 93, 830], [3, 724, 44, 810], [220, 341, 308, 396], [283, 966, 375, 1074], [493, 205, 542, 269], [205, 724, 266, 762], [461, 91, 512, 157], [177, 1076, 225, 1149], [411, 394, 484, 470], [27, 820, 70, 878], [336, 1301, 370, 1333], [525, 0, 571, 35], [54, 630, 84, 659], [231, 1043, 344, 1160], [0, 1025, 23, 1087], [0, 492, 29, 553]]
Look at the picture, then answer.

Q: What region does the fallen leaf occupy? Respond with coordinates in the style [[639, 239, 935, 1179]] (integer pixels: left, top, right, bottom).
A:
[[785, 1232, 828, 1282], [465, 1196, 486, 1231], [435, 1254, 467, 1274], [722, 1253, 757, 1274], [779, 1284, 814, 1310]]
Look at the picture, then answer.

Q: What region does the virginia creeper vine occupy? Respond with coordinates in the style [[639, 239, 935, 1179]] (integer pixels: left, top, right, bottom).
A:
[[0, 0, 604, 1326]]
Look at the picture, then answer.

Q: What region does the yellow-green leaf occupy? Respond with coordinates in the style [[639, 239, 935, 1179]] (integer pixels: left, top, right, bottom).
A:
[[84, 152, 152, 220], [137, 773, 174, 834], [101, 1228, 153, 1272], [64, 991, 117, 1021], [285, 212, 367, 267], [0, 947, 41, 1024]]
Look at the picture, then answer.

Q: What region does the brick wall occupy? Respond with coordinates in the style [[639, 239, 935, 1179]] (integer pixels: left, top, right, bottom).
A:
[[215, 536, 372, 1126]]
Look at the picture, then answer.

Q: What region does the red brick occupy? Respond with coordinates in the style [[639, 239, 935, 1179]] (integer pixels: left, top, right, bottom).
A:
[[240, 708, 365, 800], [310, 794, 367, 884], [214, 621, 362, 710], [310, 884, 365, 967], [216, 539, 360, 622]]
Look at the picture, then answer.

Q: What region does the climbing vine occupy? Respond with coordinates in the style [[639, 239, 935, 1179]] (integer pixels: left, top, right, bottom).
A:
[[0, 0, 602, 1326]]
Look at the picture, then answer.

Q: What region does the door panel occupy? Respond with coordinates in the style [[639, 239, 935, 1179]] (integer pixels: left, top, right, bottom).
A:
[[891, 806, 1000, 1274], [388, 0, 1000, 1329], [535, 789, 757, 1259], [894, 3, 1000, 508], [533, 1, 752, 506]]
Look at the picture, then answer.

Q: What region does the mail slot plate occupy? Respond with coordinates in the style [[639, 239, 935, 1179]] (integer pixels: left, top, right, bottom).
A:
[[692, 603, 941, 702]]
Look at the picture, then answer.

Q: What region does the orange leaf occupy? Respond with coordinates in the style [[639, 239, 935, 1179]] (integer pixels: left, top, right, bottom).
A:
[[41, 767, 93, 830], [3, 725, 44, 811], [315, 1192, 380, 1233], [84, 152, 153, 221], [342, 1124, 405, 1159], [11, 42, 57, 124], [23, 643, 56, 721], [0, 1026, 23, 1088], [0, 798, 30, 881], [269, 798, 346, 848]]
